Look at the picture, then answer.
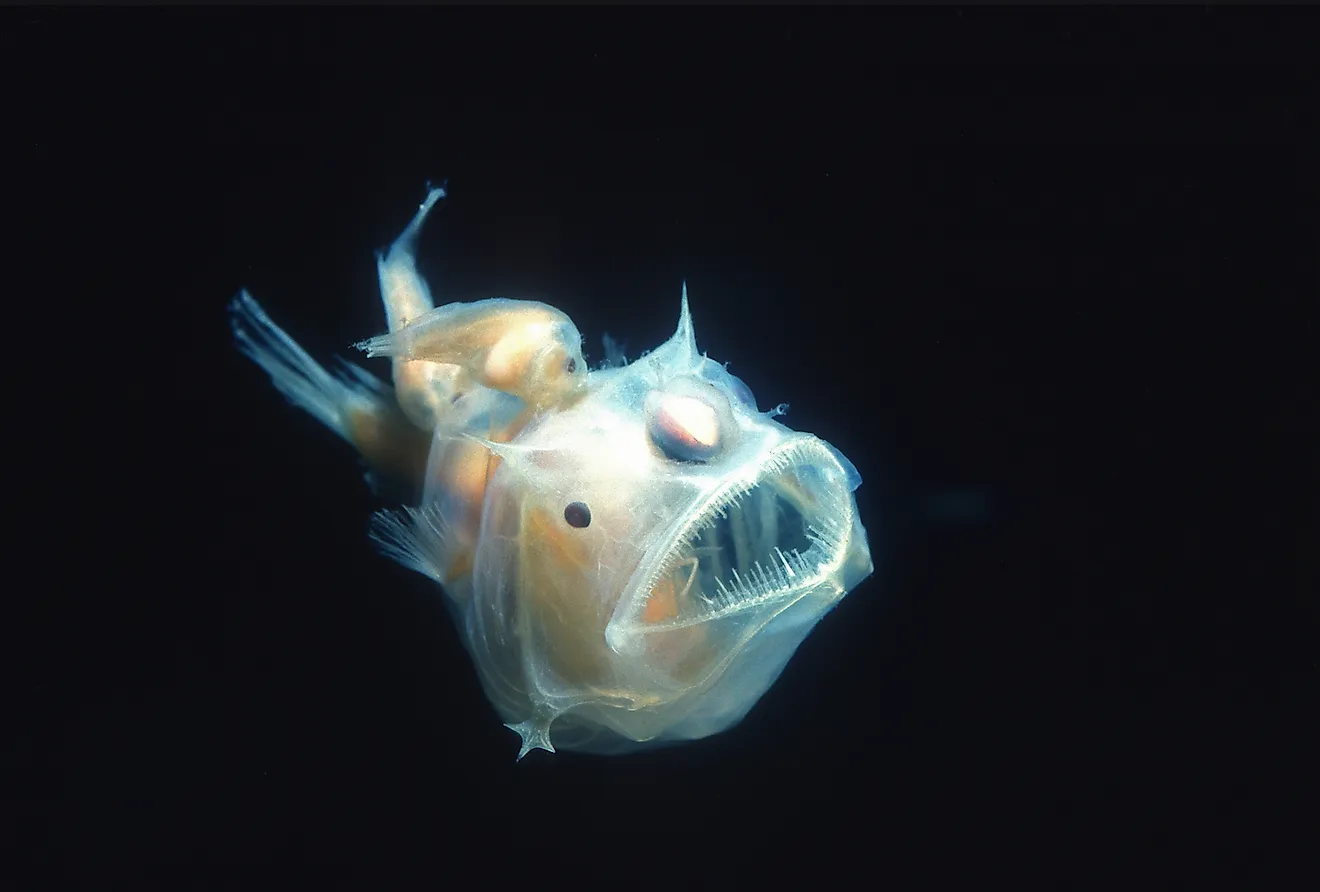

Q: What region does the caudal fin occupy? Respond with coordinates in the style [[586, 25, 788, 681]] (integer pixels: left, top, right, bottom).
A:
[[229, 289, 393, 445]]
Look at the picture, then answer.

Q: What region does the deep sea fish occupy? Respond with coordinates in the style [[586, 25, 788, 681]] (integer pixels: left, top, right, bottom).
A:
[[230, 187, 872, 757]]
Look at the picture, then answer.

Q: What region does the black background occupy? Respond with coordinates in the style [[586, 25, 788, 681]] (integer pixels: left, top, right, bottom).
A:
[[12, 7, 1318, 881]]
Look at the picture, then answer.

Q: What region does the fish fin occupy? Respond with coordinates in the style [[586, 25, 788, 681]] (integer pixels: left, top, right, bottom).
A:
[[369, 502, 450, 584], [330, 355, 394, 399], [230, 290, 392, 445]]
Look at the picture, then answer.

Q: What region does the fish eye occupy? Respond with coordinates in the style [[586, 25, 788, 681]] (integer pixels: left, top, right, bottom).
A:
[[563, 501, 591, 528], [564, 357, 577, 374], [644, 379, 739, 463]]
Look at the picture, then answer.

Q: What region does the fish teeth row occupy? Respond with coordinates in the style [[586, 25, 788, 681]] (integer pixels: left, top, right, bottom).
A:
[[695, 544, 815, 616], [805, 517, 844, 553]]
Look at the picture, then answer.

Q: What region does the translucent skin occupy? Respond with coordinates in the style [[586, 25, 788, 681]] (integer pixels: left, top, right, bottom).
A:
[[356, 298, 588, 414], [230, 188, 873, 759]]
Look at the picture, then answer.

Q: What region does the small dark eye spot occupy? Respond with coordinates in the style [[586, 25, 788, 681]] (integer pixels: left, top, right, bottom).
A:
[[564, 357, 577, 374], [564, 501, 591, 528]]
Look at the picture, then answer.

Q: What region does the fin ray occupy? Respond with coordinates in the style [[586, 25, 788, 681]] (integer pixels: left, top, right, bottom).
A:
[[229, 290, 393, 444], [369, 502, 450, 583]]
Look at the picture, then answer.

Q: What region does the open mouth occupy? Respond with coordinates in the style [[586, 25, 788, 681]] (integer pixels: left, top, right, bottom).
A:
[[628, 438, 854, 634]]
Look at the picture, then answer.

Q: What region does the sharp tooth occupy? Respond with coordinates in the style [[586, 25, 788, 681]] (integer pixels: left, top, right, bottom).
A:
[[775, 546, 796, 579], [714, 576, 732, 606]]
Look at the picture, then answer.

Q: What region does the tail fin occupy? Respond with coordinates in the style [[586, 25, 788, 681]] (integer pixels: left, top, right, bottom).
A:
[[228, 289, 393, 446]]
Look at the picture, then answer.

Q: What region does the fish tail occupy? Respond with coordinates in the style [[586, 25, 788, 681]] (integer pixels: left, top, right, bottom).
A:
[[229, 289, 392, 445]]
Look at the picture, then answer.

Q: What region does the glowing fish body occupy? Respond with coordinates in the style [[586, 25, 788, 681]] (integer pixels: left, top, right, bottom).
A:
[[230, 188, 873, 758]]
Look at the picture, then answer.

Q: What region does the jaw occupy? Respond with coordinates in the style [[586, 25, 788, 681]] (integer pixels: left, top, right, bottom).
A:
[[607, 437, 860, 652]]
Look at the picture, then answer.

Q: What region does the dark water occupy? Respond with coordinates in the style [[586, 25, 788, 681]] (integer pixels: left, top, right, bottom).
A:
[[14, 8, 1316, 881]]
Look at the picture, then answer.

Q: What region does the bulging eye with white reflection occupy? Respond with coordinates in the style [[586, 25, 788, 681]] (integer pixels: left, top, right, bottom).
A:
[[645, 377, 740, 463]]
